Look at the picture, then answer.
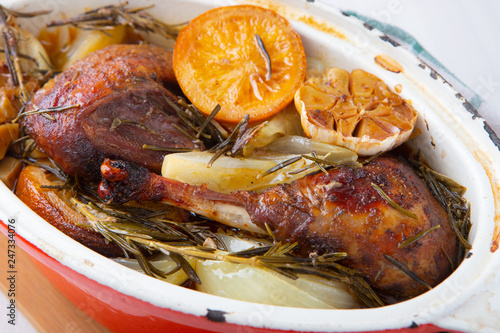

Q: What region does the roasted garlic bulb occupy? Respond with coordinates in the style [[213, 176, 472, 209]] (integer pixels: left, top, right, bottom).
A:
[[295, 67, 417, 155]]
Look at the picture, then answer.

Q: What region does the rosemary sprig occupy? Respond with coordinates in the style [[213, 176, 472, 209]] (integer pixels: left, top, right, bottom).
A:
[[441, 245, 454, 271], [21, 157, 69, 182], [0, 7, 20, 84], [0, 6, 51, 18], [170, 251, 201, 284], [15, 103, 80, 121], [261, 152, 360, 180], [9, 134, 30, 147], [371, 182, 419, 220], [47, 2, 185, 41], [361, 152, 382, 165], [206, 114, 272, 166], [163, 99, 268, 163], [165, 97, 224, 145], [0, 6, 28, 103], [70, 194, 383, 308], [173, 123, 203, 143], [21, 139, 36, 158], [301, 153, 359, 168], [0, 5, 51, 109], [311, 151, 328, 174], [130, 241, 168, 278], [424, 168, 466, 196], [263, 242, 298, 257], [261, 155, 302, 177], [133, 236, 356, 284], [230, 120, 268, 156], [446, 203, 472, 250], [288, 163, 316, 175], [409, 155, 472, 263], [0, 49, 39, 66], [177, 99, 226, 142], [208, 114, 249, 154]]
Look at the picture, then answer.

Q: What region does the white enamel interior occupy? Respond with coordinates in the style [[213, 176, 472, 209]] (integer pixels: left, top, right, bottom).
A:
[[1, 0, 499, 332]]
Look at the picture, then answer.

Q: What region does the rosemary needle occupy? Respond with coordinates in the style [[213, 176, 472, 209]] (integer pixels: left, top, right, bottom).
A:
[[142, 145, 193, 153], [371, 182, 419, 220], [399, 225, 440, 249], [196, 104, 220, 139], [255, 34, 272, 81], [17, 104, 81, 118], [110, 118, 152, 132], [383, 254, 432, 290], [261, 155, 302, 177]]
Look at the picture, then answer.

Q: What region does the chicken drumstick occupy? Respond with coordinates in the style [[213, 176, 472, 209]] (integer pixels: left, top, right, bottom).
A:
[[98, 156, 457, 301]]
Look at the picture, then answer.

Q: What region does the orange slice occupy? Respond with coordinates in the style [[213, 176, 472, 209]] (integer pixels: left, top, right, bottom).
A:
[[295, 68, 418, 155], [173, 5, 306, 123]]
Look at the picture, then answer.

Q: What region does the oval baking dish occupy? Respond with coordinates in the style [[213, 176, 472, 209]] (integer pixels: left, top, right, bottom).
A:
[[1, 0, 499, 332]]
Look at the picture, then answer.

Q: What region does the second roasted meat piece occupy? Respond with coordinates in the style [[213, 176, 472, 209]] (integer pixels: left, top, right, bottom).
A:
[[98, 155, 458, 301], [22, 44, 204, 181]]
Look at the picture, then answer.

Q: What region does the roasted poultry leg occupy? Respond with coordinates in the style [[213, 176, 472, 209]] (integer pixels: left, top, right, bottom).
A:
[[22, 44, 204, 181], [98, 156, 457, 301]]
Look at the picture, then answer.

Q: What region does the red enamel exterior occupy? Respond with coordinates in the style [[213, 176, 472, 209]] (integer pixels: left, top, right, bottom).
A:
[[1, 219, 463, 333]]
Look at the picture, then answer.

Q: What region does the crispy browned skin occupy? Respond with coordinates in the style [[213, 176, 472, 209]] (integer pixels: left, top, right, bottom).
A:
[[16, 165, 123, 257], [98, 156, 457, 301], [22, 44, 204, 182], [235, 156, 457, 300]]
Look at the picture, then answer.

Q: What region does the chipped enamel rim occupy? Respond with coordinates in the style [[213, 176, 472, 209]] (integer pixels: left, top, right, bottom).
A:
[[1, 0, 499, 332]]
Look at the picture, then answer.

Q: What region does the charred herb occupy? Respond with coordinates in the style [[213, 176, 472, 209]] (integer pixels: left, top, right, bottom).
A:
[[0, 6, 56, 161], [196, 104, 221, 139], [205, 114, 272, 166], [0, 6, 27, 102], [165, 97, 225, 146], [230, 120, 268, 156], [47, 2, 185, 41], [0, 5, 50, 103]]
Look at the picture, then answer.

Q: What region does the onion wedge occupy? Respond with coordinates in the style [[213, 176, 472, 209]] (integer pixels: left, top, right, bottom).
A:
[[195, 234, 359, 309]]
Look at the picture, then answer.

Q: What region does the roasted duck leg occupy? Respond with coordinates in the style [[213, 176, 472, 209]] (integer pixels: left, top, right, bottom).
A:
[[22, 44, 204, 181], [98, 156, 458, 301]]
